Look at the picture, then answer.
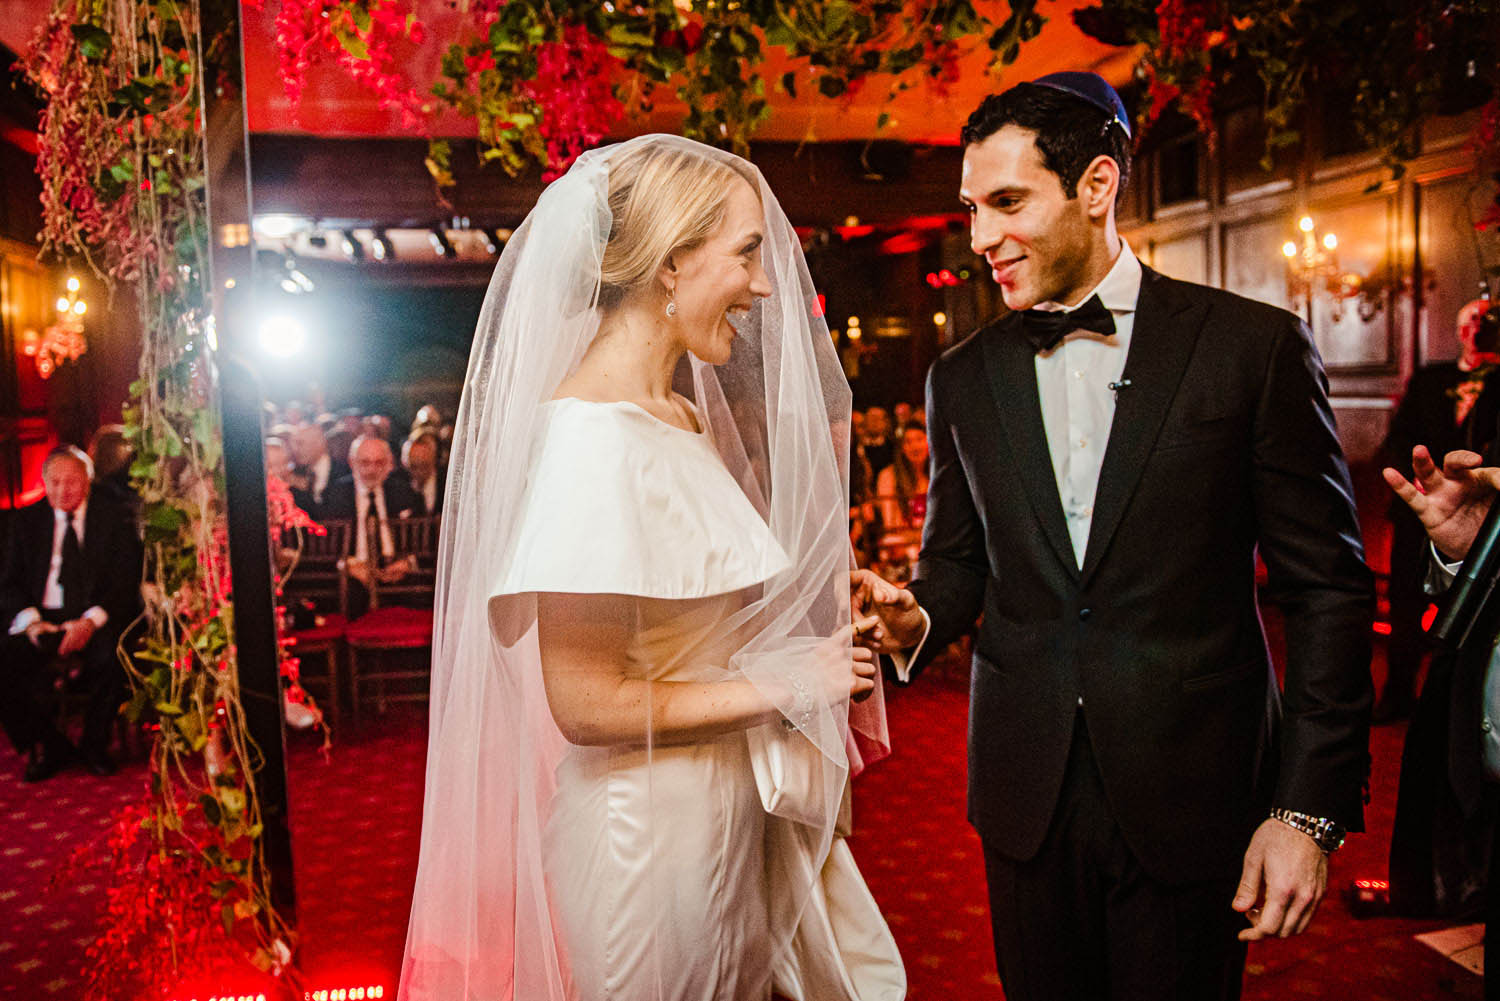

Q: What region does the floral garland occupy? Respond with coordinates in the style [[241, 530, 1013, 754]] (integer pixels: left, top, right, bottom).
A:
[[1073, 0, 1500, 194], [22, 1, 314, 996], [251, 0, 1044, 182]]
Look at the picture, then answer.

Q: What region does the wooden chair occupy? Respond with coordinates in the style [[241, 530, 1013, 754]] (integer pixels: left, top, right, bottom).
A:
[[280, 520, 352, 729], [345, 515, 440, 722]]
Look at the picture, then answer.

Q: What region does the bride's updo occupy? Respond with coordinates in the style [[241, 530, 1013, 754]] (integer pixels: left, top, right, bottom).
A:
[[598, 143, 758, 311]]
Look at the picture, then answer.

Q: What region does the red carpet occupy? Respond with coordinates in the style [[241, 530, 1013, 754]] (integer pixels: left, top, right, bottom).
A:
[[0, 663, 1487, 1000]]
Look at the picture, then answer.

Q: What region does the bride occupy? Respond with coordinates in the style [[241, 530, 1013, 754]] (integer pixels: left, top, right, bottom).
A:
[[399, 135, 906, 1001]]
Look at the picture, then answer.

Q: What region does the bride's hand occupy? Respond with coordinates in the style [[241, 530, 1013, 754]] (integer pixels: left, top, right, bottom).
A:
[[819, 624, 877, 705]]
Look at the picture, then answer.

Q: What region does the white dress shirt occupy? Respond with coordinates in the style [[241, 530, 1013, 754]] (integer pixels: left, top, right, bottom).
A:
[[890, 242, 1143, 682], [354, 480, 397, 563], [309, 453, 333, 504], [1033, 241, 1143, 567], [8, 501, 109, 635]]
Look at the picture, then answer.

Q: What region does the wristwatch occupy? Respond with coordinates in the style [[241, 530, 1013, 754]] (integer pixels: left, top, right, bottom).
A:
[[1269, 808, 1346, 854]]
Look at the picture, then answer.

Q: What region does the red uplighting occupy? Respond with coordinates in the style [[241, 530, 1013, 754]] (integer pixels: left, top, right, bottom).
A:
[[813, 293, 826, 318], [938, 269, 959, 286], [925, 272, 943, 289], [305, 987, 386, 1000], [1421, 603, 1439, 632], [1371, 621, 1392, 635], [1353, 879, 1390, 891], [878, 232, 928, 256]]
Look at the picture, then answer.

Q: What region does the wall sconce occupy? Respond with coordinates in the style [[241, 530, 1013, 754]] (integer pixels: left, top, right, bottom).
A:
[[1282, 215, 1385, 323], [20, 274, 89, 379]]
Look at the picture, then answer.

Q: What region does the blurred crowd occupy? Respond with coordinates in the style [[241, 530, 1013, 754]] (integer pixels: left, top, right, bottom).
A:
[[849, 403, 930, 580]]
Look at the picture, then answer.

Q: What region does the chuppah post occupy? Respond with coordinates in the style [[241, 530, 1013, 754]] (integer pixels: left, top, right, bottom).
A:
[[199, 0, 297, 924]]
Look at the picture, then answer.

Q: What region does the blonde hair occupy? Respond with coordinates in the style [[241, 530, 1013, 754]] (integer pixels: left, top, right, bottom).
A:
[[598, 144, 757, 310]]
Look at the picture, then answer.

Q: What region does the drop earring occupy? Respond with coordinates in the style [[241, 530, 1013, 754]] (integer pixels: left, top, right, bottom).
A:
[[665, 287, 677, 318]]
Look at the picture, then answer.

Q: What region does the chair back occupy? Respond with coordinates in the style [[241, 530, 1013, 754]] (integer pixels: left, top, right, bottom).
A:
[[281, 520, 352, 613], [369, 515, 440, 610]]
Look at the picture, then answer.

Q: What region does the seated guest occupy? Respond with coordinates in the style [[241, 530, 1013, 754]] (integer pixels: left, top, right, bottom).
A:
[[265, 437, 315, 514], [875, 419, 930, 530], [290, 422, 349, 515], [0, 446, 143, 780], [87, 423, 140, 518], [861, 405, 895, 474], [321, 435, 424, 613], [402, 431, 444, 517]]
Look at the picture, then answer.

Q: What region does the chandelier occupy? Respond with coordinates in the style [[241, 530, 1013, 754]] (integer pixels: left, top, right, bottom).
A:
[[19, 275, 89, 379], [1281, 216, 1384, 323]]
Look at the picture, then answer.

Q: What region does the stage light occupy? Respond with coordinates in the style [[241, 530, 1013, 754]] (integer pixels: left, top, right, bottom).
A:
[[340, 229, 364, 261], [55, 296, 70, 312], [259, 314, 307, 357], [254, 214, 307, 239], [66, 275, 80, 292], [479, 228, 506, 255], [933, 311, 947, 326], [371, 230, 394, 261], [72, 300, 87, 316], [429, 227, 456, 258]]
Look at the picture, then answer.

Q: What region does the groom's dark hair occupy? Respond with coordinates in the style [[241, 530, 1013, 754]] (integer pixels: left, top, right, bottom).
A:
[[961, 84, 1132, 201]]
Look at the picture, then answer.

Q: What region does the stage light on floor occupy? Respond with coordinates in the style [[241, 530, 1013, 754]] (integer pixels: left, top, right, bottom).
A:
[[371, 229, 394, 261], [259, 314, 307, 357]]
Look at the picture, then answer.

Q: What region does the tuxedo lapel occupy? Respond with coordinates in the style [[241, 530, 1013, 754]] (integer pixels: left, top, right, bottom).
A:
[[981, 317, 1079, 580], [1080, 268, 1207, 583]]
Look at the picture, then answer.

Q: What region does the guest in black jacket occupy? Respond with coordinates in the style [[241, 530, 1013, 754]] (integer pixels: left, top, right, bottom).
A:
[[320, 435, 425, 615], [1379, 298, 1500, 721], [402, 431, 445, 518], [0, 446, 143, 780]]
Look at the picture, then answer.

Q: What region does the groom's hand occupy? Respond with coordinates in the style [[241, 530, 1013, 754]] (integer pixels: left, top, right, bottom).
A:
[[1383, 445, 1500, 560], [850, 569, 924, 653], [1231, 819, 1328, 941]]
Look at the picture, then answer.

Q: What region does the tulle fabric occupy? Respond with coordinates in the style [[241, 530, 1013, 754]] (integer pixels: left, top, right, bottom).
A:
[[398, 134, 891, 1001]]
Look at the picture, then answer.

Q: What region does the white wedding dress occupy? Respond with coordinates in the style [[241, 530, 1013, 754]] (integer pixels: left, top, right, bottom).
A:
[[493, 397, 906, 1001]]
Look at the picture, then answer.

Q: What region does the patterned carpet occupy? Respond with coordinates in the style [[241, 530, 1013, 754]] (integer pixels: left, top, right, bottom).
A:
[[0, 660, 1488, 1000]]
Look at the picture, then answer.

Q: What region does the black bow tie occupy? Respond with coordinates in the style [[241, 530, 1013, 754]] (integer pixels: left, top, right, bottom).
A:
[[1020, 295, 1116, 353]]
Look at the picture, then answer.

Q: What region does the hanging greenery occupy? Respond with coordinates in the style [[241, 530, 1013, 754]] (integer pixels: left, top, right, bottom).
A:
[[21, 1, 313, 996], [1072, 0, 1500, 192], [249, 0, 1045, 181]]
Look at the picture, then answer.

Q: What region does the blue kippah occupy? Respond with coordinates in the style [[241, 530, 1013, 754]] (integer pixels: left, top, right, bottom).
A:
[[1031, 72, 1132, 138]]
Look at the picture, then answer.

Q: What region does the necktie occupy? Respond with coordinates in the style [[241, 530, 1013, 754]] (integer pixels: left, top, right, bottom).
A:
[[365, 490, 385, 568], [59, 516, 85, 616], [1020, 294, 1116, 353]]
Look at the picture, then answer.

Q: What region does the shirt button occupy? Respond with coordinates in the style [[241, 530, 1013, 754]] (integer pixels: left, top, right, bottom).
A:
[[1077, 695, 1084, 707], [1079, 608, 1092, 621], [1076, 437, 1087, 448]]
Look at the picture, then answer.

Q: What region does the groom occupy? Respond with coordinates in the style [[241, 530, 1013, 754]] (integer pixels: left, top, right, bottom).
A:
[[854, 74, 1373, 999]]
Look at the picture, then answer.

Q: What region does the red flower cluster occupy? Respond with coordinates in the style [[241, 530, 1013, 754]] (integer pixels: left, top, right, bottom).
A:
[[251, 0, 427, 129], [523, 23, 627, 178]]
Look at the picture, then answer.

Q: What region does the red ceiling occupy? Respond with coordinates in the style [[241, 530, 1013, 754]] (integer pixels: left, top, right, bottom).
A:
[[4, 1, 1133, 145]]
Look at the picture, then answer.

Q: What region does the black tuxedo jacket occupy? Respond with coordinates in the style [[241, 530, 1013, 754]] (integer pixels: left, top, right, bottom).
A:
[[319, 474, 426, 526], [0, 495, 143, 629], [907, 266, 1373, 884]]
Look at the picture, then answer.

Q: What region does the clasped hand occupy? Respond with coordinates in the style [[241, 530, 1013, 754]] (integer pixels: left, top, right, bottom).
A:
[[848, 569, 924, 653], [26, 616, 96, 656]]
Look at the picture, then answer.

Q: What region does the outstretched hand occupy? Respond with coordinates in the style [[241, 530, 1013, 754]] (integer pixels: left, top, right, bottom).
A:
[[1382, 445, 1500, 560], [850, 569, 924, 653]]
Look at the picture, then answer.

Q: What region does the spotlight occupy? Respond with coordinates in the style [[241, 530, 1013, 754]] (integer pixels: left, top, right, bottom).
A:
[[340, 229, 364, 261], [253, 214, 307, 240], [371, 229, 395, 261], [258, 314, 307, 357], [429, 227, 456, 258], [479, 228, 506, 255]]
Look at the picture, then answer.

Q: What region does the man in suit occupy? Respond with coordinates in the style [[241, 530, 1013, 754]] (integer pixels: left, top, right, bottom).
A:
[[321, 434, 424, 615], [1379, 298, 1500, 721], [1383, 440, 1500, 990], [290, 421, 350, 517], [853, 73, 1373, 999], [402, 431, 445, 518], [0, 446, 143, 780]]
